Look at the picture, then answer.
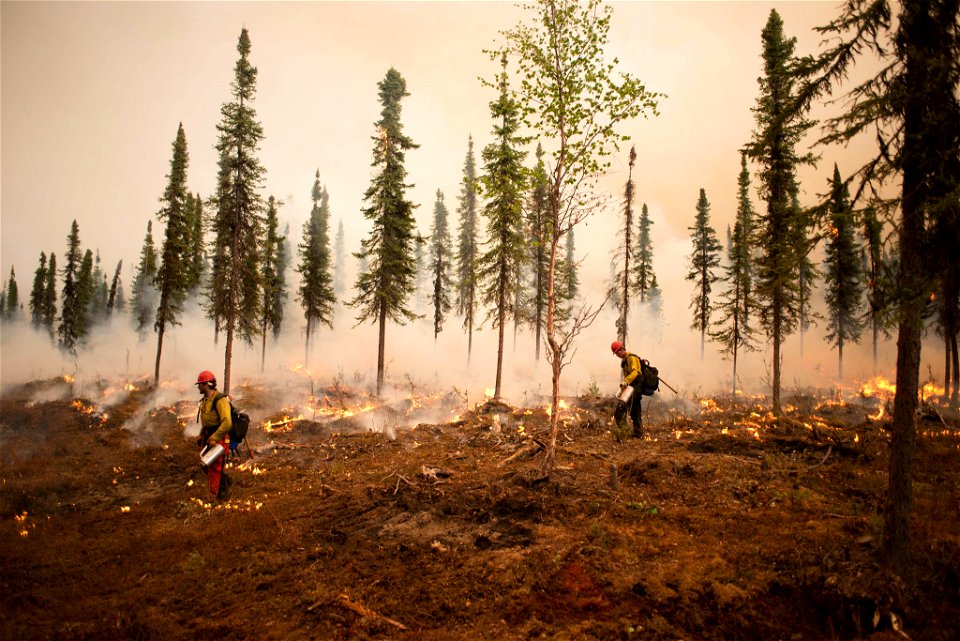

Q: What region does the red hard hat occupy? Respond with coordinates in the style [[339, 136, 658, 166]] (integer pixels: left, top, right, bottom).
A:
[[196, 370, 216, 386], [611, 341, 624, 354]]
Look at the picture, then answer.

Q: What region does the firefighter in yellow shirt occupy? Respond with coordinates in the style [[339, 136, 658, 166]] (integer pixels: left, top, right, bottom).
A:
[[196, 370, 233, 500], [611, 341, 643, 440]]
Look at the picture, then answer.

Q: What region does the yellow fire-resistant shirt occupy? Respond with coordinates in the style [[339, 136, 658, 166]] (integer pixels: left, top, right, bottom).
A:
[[199, 394, 233, 445], [620, 353, 642, 387]]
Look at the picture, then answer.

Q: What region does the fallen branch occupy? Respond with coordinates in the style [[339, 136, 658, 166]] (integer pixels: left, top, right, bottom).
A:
[[337, 593, 408, 631], [805, 445, 833, 471], [497, 439, 545, 468]]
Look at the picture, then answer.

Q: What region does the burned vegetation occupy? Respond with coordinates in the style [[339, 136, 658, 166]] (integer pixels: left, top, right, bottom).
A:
[[1, 375, 958, 641]]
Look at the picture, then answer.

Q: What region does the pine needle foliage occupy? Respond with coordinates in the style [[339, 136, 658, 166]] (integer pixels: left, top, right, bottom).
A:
[[687, 188, 723, 360], [455, 136, 480, 364], [350, 68, 419, 397], [429, 190, 453, 339], [298, 172, 336, 362], [207, 28, 266, 394]]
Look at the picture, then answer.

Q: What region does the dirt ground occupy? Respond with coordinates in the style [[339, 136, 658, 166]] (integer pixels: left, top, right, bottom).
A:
[[2, 376, 959, 641]]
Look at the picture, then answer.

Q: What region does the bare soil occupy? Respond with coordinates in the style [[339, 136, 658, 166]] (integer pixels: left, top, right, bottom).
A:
[[1, 377, 958, 641]]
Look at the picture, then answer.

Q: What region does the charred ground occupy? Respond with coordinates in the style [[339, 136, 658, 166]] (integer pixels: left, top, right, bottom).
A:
[[1, 377, 958, 641]]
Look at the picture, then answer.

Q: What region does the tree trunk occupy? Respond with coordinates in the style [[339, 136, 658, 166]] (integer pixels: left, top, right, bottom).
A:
[[377, 304, 387, 398], [772, 306, 782, 412], [467, 314, 473, 368], [495, 300, 506, 399], [224, 321, 234, 396], [261, 317, 267, 373], [154, 324, 165, 387], [542, 231, 561, 477]]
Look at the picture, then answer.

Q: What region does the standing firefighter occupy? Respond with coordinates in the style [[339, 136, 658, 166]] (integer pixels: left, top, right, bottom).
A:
[[195, 370, 233, 500], [612, 341, 645, 440]]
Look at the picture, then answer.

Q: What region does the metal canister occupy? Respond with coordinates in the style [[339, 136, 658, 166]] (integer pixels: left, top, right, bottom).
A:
[[200, 443, 225, 466], [617, 385, 634, 403]]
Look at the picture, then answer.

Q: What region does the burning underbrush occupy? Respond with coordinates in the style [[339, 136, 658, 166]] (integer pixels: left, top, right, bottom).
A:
[[1, 373, 958, 641]]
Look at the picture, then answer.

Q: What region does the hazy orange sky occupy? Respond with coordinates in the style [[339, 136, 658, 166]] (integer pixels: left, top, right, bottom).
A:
[[2, 1, 913, 398]]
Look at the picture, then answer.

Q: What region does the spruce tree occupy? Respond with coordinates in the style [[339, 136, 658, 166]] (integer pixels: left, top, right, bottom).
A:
[[297, 172, 336, 363], [823, 164, 864, 379], [130, 220, 158, 339], [207, 28, 266, 394], [350, 68, 419, 397], [90, 251, 109, 325], [743, 9, 815, 411], [635, 203, 657, 302], [478, 57, 528, 399], [612, 146, 637, 342], [153, 122, 192, 386], [526, 142, 550, 361], [107, 260, 123, 316], [58, 220, 83, 352], [711, 154, 757, 395], [75, 250, 95, 340], [429, 190, 453, 340], [687, 188, 723, 360], [43, 252, 57, 337], [4, 267, 19, 321], [455, 136, 480, 365], [260, 195, 287, 371], [30, 252, 47, 328], [860, 205, 891, 372]]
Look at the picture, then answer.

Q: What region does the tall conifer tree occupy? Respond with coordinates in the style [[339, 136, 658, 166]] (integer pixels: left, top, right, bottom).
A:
[[823, 164, 864, 379], [4, 268, 19, 321], [687, 188, 723, 360], [743, 9, 814, 410], [107, 260, 123, 316], [635, 203, 657, 302], [260, 195, 287, 370], [207, 28, 266, 394], [612, 145, 637, 342], [30, 253, 47, 328], [455, 136, 480, 365], [153, 123, 192, 386], [333, 218, 346, 298], [43, 252, 57, 338], [297, 172, 336, 363], [351, 68, 419, 397], [58, 220, 83, 352], [478, 56, 528, 399], [429, 190, 453, 339], [711, 154, 757, 395]]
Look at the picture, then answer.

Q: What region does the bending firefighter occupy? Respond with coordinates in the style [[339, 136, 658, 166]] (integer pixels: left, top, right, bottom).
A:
[[611, 341, 644, 440], [195, 370, 233, 500]]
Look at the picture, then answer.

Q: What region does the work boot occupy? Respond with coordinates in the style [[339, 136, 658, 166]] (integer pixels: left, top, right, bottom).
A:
[[632, 425, 644, 438]]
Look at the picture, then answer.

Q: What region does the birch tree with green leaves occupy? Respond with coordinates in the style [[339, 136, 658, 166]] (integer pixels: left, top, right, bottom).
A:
[[495, 0, 662, 475]]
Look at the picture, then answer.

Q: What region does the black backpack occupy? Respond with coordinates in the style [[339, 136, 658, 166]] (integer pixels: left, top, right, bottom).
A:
[[639, 359, 660, 396], [209, 393, 250, 442]]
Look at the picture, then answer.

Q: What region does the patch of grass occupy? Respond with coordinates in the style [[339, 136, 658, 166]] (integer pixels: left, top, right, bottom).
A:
[[180, 551, 205, 573], [626, 502, 661, 518]]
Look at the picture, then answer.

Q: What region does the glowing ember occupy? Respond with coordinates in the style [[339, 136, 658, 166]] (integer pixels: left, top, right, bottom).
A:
[[120, 506, 131, 513], [262, 415, 304, 433], [124, 383, 138, 392], [63, 375, 75, 383], [484, 388, 495, 399]]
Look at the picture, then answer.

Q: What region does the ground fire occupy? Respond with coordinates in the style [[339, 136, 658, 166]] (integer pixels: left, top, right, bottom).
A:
[[2, 373, 958, 640]]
